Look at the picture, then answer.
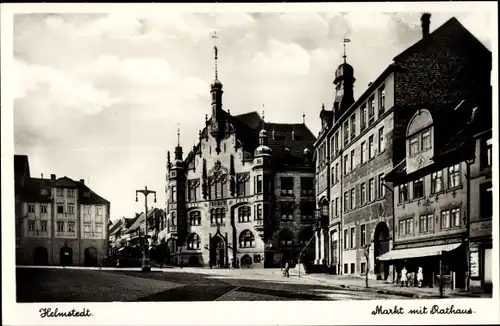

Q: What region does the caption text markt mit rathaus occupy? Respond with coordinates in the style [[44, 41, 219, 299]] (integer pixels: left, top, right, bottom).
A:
[[371, 305, 475, 315]]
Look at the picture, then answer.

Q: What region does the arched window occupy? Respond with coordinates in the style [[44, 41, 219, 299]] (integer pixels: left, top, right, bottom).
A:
[[209, 173, 228, 199], [278, 229, 294, 246], [238, 206, 251, 223], [241, 254, 252, 266], [188, 210, 201, 226], [406, 109, 434, 156], [239, 230, 255, 248], [187, 233, 201, 250], [298, 227, 314, 246]]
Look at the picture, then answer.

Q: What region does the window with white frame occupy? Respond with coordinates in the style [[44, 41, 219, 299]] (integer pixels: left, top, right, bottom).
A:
[[68, 203, 75, 215], [344, 191, 349, 213], [57, 221, 64, 232], [361, 141, 366, 164], [361, 105, 367, 130], [238, 206, 251, 223], [368, 135, 375, 159], [378, 127, 385, 153], [41, 204, 48, 214], [413, 178, 424, 198], [431, 170, 443, 193], [189, 210, 202, 225], [344, 154, 349, 175], [368, 178, 375, 202], [28, 220, 35, 231], [399, 183, 408, 203], [349, 188, 355, 210], [350, 226, 356, 249], [343, 121, 349, 144], [28, 203, 35, 213], [379, 85, 385, 112], [350, 114, 356, 138], [360, 224, 366, 247], [68, 222, 75, 232], [421, 129, 432, 151], [187, 233, 201, 250], [40, 220, 48, 232], [378, 173, 385, 198], [343, 229, 349, 250], [409, 135, 419, 156], [451, 208, 461, 227], [350, 149, 356, 171], [448, 164, 461, 188], [239, 230, 255, 248], [441, 210, 450, 229], [57, 203, 64, 214], [360, 182, 366, 205]]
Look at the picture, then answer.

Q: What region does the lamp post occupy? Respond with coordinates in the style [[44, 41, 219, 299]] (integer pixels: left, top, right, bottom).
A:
[[136, 186, 157, 272]]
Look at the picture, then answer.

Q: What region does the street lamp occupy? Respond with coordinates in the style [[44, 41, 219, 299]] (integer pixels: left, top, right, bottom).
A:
[[136, 185, 157, 272]]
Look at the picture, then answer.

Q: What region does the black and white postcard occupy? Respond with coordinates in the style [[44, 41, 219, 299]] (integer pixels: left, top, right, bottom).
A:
[[1, 2, 498, 325]]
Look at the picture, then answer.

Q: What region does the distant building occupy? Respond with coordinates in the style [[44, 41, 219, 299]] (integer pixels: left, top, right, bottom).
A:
[[162, 39, 317, 268], [15, 155, 110, 266], [314, 12, 492, 287]]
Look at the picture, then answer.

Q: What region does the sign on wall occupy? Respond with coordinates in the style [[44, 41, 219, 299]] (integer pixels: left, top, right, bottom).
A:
[[470, 250, 480, 278]]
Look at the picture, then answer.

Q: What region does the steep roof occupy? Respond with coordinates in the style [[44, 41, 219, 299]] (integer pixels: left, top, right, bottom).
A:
[[14, 155, 31, 195], [126, 208, 159, 234], [108, 219, 123, 236], [78, 181, 110, 205], [22, 177, 53, 203]]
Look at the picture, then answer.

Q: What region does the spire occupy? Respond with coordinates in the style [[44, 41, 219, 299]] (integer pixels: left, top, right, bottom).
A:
[[262, 104, 265, 122], [174, 123, 183, 161], [177, 123, 180, 147], [302, 112, 306, 124], [212, 31, 219, 81], [343, 38, 351, 63]]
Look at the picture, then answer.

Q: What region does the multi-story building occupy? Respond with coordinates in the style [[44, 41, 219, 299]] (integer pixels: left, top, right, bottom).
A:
[[314, 14, 492, 282], [14, 155, 110, 266], [377, 15, 492, 292], [162, 40, 316, 268]]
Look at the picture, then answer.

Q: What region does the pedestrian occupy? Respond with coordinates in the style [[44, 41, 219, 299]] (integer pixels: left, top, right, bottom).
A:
[[400, 266, 408, 287], [284, 262, 290, 278], [417, 267, 423, 288]]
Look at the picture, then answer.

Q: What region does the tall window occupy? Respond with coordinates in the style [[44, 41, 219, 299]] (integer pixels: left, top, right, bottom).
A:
[[399, 183, 408, 203], [481, 138, 493, 169], [343, 121, 350, 144], [409, 135, 419, 156], [368, 178, 375, 202], [335, 132, 340, 154], [68, 203, 75, 215], [68, 222, 75, 232], [334, 197, 339, 217], [378, 127, 385, 153], [368, 135, 375, 159], [368, 96, 375, 124], [413, 178, 424, 198], [335, 162, 339, 183], [280, 202, 294, 220], [56, 188, 63, 197], [41, 204, 48, 214], [239, 230, 255, 248], [28, 203, 35, 213], [451, 208, 461, 227], [238, 206, 251, 223], [300, 201, 314, 220], [343, 229, 348, 250], [361, 141, 366, 164], [281, 177, 294, 195], [350, 149, 356, 171], [441, 210, 450, 229], [360, 183, 366, 205], [255, 204, 263, 220], [300, 177, 314, 196], [96, 206, 103, 216], [188, 210, 201, 226], [255, 175, 263, 194], [349, 188, 355, 210], [344, 154, 349, 175], [350, 114, 356, 138], [68, 189, 75, 197], [480, 182, 493, 218], [236, 173, 250, 196], [40, 220, 48, 232], [379, 85, 385, 112], [171, 186, 177, 202], [399, 218, 413, 236], [431, 171, 443, 193], [360, 224, 366, 247], [448, 164, 461, 188], [210, 208, 225, 225], [331, 166, 335, 184], [350, 226, 356, 249], [421, 129, 432, 150], [361, 105, 367, 130], [344, 192, 349, 213], [188, 179, 200, 202], [378, 173, 385, 198], [57, 221, 64, 232], [28, 220, 35, 231], [57, 203, 64, 214], [187, 233, 201, 250]]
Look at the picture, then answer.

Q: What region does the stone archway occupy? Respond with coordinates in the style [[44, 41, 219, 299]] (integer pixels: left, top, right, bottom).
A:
[[373, 222, 390, 280], [210, 234, 226, 268], [60, 246, 73, 266], [33, 247, 48, 265], [84, 247, 98, 266]]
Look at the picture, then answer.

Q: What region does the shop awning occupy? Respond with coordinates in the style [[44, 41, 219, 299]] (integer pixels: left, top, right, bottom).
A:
[[378, 243, 461, 261]]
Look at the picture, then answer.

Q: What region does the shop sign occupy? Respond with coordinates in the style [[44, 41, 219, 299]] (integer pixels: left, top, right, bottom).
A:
[[470, 251, 480, 278], [470, 220, 492, 238], [394, 237, 459, 250]]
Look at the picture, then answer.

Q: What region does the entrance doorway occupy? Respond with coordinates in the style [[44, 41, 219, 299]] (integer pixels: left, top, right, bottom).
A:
[[374, 222, 390, 280], [33, 247, 48, 265], [210, 235, 226, 268], [60, 246, 73, 266], [84, 247, 98, 266]]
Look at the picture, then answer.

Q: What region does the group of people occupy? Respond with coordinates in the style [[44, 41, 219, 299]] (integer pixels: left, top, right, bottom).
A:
[[400, 266, 424, 287]]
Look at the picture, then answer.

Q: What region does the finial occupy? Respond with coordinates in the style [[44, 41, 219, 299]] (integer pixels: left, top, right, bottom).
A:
[[205, 114, 208, 124], [227, 109, 231, 115], [321, 102, 325, 110], [212, 31, 219, 80], [177, 123, 180, 146], [262, 104, 265, 122], [343, 38, 351, 63], [302, 112, 306, 124]]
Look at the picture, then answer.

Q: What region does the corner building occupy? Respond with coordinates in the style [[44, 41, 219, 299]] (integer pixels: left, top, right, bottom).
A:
[[163, 44, 317, 268], [314, 14, 492, 282]]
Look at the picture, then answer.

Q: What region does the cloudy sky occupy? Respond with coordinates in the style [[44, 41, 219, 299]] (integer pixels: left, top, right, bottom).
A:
[[13, 9, 491, 220]]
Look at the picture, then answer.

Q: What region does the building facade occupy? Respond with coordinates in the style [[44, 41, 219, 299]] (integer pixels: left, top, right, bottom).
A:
[[15, 155, 110, 266], [162, 41, 317, 268], [314, 14, 492, 282]]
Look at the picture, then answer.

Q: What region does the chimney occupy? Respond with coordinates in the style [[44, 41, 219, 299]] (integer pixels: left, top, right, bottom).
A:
[[50, 174, 56, 181], [421, 13, 431, 39], [41, 173, 43, 179], [80, 179, 85, 184]]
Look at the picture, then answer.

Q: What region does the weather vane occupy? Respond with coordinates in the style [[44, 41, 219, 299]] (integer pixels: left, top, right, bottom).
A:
[[212, 31, 219, 79]]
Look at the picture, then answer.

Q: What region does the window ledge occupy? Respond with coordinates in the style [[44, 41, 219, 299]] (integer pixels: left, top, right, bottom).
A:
[[446, 185, 463, 193]]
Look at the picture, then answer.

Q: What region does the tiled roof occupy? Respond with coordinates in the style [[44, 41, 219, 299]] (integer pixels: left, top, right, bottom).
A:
[[22, 177, 53, 203], [78, 181, 110, 205], [108, 220, 123, 236], [126, 208, 159, 234]]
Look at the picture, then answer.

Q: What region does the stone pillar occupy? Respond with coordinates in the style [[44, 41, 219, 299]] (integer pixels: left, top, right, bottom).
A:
[[314, 231, 320, 264], [320, 230, 327, 265]]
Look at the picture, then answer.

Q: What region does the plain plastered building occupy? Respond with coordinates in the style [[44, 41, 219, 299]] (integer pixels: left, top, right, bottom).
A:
[[15, 155, 110, 266]]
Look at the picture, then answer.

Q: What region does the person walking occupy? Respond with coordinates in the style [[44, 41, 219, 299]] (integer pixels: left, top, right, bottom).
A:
[[284, 262, 290, 278], [400, 266, 408, 287], [417, 267, 424, 288]]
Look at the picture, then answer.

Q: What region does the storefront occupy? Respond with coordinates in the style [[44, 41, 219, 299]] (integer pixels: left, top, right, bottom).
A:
[[469, 220, 493, 293], [378, 239, 466, 290]]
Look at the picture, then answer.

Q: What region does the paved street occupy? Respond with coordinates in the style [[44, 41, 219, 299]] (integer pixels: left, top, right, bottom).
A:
[[17, 267, 411, 302]]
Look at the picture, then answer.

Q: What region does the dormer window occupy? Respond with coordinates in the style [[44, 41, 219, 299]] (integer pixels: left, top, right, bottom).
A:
[[409, 135, 419, 156], [406, 110, 434, 174]]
